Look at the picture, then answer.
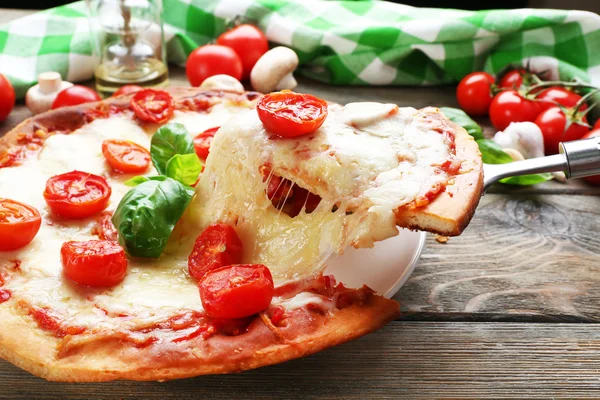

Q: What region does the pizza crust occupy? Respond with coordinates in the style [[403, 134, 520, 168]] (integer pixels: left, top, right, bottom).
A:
[[0, 290, 399, 381]]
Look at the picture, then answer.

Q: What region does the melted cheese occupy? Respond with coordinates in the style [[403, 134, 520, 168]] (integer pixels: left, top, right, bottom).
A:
[[0, 100, 452, 331]]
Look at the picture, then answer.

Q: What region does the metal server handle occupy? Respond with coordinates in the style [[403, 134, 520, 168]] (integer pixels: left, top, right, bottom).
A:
[[483, 136, 600, 192]]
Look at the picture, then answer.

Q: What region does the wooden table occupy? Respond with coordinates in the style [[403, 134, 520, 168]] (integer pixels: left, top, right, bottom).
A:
[[3, 8, 600, 400]]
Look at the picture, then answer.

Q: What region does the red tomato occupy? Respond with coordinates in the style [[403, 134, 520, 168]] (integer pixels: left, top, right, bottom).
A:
[[186, 45, 243, 87], [102, 139, 151, 173], [499, 68, 526, 89], [489, 90, 542, 131], [94, 211, 118, 242], [44, 171, 111, 219], [193, 127, 220, 160], [536, 87, 585, 112], [112, 85, 144, 97], [456, 72, 495, 116], [582, 129, 600, 185], [216, 24, 269, 79], [188, 224, 243, 281], [199, 264, 274, 319], [130, 89, 174, 124], [0, 74, 15, 122], [61, 240, 127, 287], [593, 120, 600, 131], [0, 199, 41, 251], [257, 91, 328, 138], [51, 85, 101, 109], [534, 106, 590, 155]]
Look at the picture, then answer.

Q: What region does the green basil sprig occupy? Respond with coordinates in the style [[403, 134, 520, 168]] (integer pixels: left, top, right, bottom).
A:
[[114, 123, 203, 258], [441, 107, 552, 186]]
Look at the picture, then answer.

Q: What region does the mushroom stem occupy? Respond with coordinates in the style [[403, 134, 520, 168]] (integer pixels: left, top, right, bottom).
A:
[[275, 73, 298, 91]]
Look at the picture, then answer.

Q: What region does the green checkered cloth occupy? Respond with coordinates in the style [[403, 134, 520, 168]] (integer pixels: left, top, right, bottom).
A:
[[2, 0, 600, 98]]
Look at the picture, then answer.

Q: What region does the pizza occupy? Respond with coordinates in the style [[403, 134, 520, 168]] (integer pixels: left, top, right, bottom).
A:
[[0, 87, 482, 381]]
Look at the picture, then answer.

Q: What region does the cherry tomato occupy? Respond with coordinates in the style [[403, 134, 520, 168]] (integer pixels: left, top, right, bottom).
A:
[[199, 264, 274, 319], [44, 171, 111, 219], [193, 127, 220, 160], [489, 90, 542, 131], [186, 45, 243, 87], [257, 91, 328, 138], [0, 74, 15, 122], [188, 224, 243, 281], [456, 72, 495, 116], [51, 85, 101, 109], [499, 68, 526, 89], [94, 211, 118, 242], [593, 120, 600, 131], [102, 139, 151, 173], [61, 240, 127, 287], [536, 87, 585, 112], [112, 85, 144, 97], [534, 106, 590, 155], [0, 199, 41, 251], [130, 89, 174, 124], [216, 24, 269, 79], [581, 129, 600, 185]]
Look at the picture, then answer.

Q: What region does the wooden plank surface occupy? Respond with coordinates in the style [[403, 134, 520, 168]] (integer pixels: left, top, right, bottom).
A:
[[2, 322, 600, 399]]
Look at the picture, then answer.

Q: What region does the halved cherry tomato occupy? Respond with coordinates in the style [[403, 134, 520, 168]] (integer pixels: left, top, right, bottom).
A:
[[257, 91, 328, 138], [199, 264, 274, 319], [61, 240, 127, 287], [93, 211, 118, 241], [456, 72, 495, 116], [51, 85, 101, 109], [498, 68, 527, 89], [44, 171, 111, 219], [536, 87, 585, 112], [534, 106, 589, 155], [193, 127, 220, 160], [0, 74, 15, 122], [217, 24, 269, 79], [186, 45, 243, 87], [102, 139, 151, 173], [582, 129, 600, 185], [188, 224, 243, 281], [130, 89, 174, 124], [489, 90, 542, 131], [0, 199, 41, 251], [112, 85, 144, 97]]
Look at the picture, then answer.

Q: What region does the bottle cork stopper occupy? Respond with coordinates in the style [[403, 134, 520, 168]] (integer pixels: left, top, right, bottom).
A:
[[38, 72, 63, 94]]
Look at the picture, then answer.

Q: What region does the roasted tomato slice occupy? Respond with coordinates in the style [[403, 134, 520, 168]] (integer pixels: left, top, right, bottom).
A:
[[0, 199, 42, 251], [102, 139, 151, 173], [44, 171, 111, 219], [193, 127, 220, 160], [188, 224, 243, 281], [199, 264, 274, 319], [130, 89, 174, 124], [93, 211, 118, 241], [257, 91, 328, 138], [61, 240, 127, 287]]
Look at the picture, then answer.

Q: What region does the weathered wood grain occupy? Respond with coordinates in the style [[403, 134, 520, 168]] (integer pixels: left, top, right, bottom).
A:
[[398, 193, 600, 322], [2, 321, 600, 399]]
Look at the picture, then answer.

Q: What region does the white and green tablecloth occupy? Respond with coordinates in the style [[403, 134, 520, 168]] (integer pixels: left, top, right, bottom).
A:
[[1, 0, 600, 98]]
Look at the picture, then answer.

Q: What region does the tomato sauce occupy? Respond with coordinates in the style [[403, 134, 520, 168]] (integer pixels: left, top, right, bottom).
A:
[[29, 307, 86, 338]]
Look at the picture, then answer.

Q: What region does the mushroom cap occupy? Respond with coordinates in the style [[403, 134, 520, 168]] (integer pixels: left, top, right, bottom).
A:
[[250, 46, 299, 93], [25, 71, 73, 115], [199, 74, 245, 94]]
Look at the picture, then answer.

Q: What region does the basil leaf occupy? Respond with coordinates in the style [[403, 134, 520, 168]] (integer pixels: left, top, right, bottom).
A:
[[165, 153, 203, 186], [477, 139, 552, 186], [150, 123, 195, 175], [112, 177, 195, 258], [439, 107, 484, 140], [123, 175, 168, 187]]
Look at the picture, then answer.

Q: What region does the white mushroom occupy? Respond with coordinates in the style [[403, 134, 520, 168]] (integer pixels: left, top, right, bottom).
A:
[[199, 74, 245, 94], [493, 122, 545, 159], [502, 148, 525, 161], [250, 46, 299, 93], [25, 72, 73, 115]]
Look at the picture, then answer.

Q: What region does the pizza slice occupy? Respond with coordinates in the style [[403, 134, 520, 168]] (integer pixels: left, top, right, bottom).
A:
[[0, 87, 482, 381]]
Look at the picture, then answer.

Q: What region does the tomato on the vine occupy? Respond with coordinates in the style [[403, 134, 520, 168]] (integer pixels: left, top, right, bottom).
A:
[[456, 72, 495, 116], [581, 129, 600, 185], [0, 199, 41, 251], [51, 85, 101, 109], [0, 74, 15, 122], [186, 45, 243, 87], [536, 87, 585, 112], [217, 24, 269, 79], [498, 68, 527, 89], [534, 106, 590, 155], [489, 90, 542, 131]]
